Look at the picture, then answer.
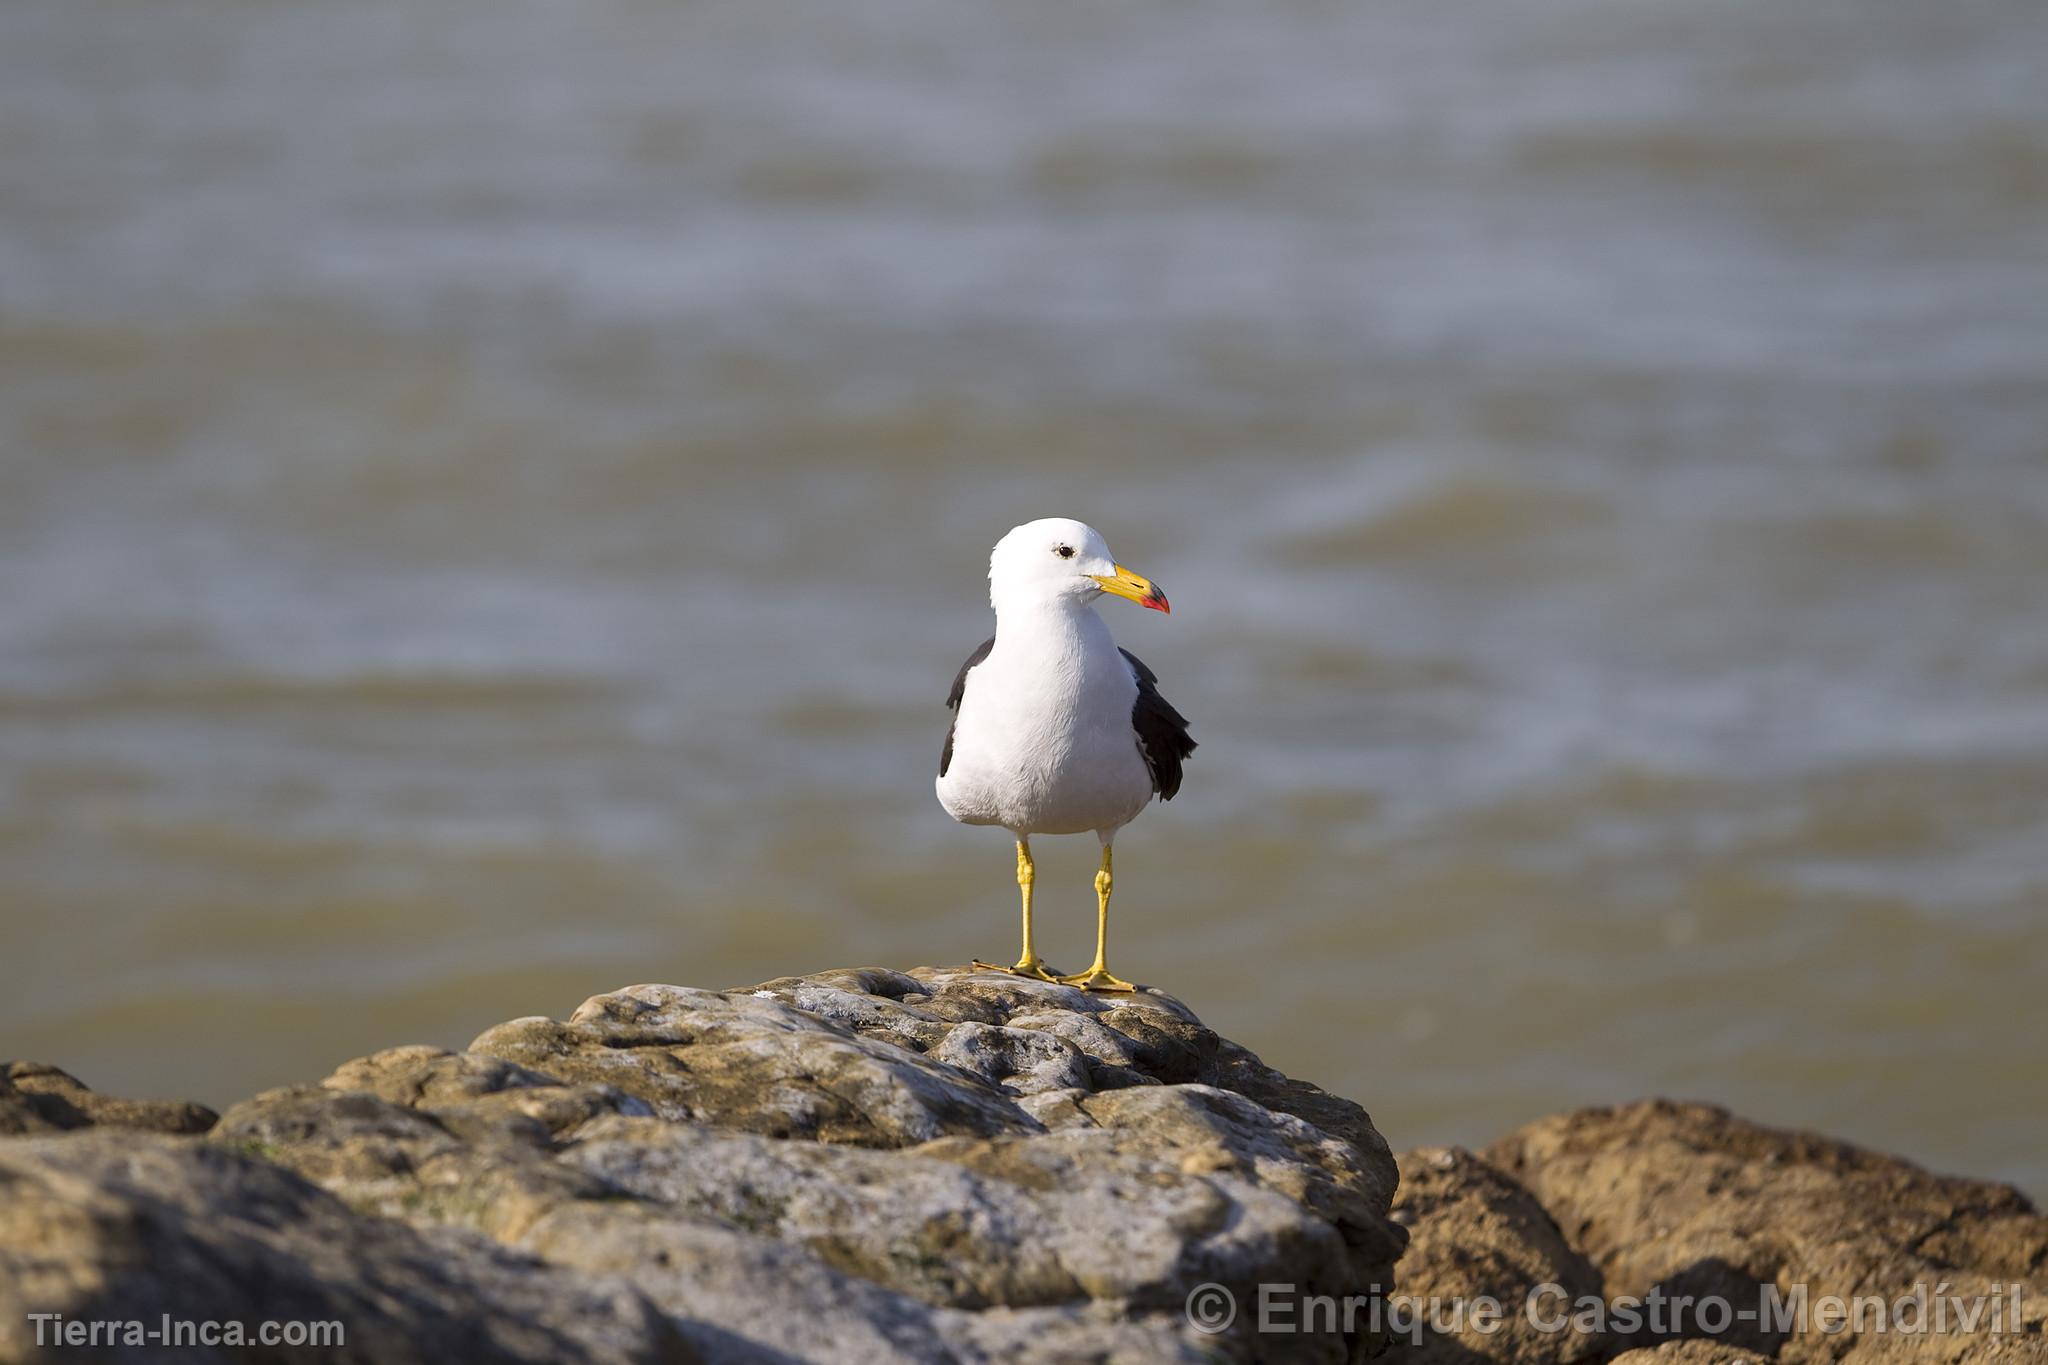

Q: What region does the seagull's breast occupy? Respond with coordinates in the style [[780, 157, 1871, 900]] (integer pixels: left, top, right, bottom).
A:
[[936, 609, 1154, 836]]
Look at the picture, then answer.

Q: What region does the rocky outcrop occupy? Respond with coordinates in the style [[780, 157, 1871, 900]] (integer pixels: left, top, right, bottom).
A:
[[1, 967, 1404, 1365], [1388, 1146, 1603, 1365], [1377, 1104, 2045, 1365], [1610, 1344, 1772, 1365], [1484, 1101, 2048, 1365], [3, 979, 2042, 1365], [0, 1061, 216, 1137], [0, 1133, 692, 1365]]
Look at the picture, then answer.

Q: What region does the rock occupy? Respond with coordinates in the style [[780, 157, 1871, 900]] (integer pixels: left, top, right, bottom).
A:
[[1485, 1100, 2048, 1364], [206, 967, 1406, 1364], [1387, 1146, 1604, 1365], [0, 1062, 217, 1137], [27, 972, 2038, 1365], [0, 1130, 695, 1365], [1611, 1343, 1772, 1365], [468, 977, 1030, 1148]]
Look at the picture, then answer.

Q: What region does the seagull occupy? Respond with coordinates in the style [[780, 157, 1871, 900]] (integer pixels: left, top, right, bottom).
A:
[[937, 518, 1195, 992]]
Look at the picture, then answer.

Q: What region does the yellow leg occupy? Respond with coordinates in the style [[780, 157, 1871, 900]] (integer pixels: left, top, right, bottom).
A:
[[1059, 845, 1136, 992], [973, 838, 1062, 982]]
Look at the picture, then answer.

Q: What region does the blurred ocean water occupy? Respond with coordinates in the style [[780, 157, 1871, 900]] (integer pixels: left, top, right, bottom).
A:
[[1, 0, 2044, 1192]]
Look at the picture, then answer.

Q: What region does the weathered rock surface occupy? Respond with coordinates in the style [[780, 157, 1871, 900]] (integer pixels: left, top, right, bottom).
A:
[[0, 1131, 694, 1365], [456, 968, 1406, 1361], [1387, 1146, 1603, 1365], [1610, 1343, 1772, 1365], [0, 1061, 216, 1137], [1486, 1101, 2048, 1365], [117, 967, 1402, 1364], [5, 978, 2042, 1365]]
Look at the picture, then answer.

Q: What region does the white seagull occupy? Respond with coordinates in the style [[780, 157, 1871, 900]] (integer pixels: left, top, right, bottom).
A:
[[937, 517, 1195, 992]]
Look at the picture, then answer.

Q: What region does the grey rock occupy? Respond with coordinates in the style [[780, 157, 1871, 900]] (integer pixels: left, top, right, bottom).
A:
[[0, 1131, 694, 1365], [13, 977, 2039, 1365], [929, 1021, 1094, 1096], [469, 981, 1033, 1148], [214, 967, 1406, 1363]]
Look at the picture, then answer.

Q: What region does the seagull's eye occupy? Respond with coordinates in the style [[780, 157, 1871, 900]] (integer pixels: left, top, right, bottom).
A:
[[1055, 545, 1075, 559]]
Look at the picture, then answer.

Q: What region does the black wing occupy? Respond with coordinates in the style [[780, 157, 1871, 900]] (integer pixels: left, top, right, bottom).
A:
[[939, 636, 995, 777], [1120, 647, 1196, 800]]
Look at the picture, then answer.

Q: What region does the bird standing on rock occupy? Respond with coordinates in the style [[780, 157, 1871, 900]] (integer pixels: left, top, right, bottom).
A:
[[936, 518, 1195, 992]]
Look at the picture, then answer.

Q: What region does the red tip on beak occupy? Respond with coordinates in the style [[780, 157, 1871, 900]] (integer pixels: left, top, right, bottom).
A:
[[1094, 564, 1172, 614]]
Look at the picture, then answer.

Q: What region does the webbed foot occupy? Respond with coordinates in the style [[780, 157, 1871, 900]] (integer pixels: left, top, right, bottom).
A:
[[1056, 965, 1137, 993]]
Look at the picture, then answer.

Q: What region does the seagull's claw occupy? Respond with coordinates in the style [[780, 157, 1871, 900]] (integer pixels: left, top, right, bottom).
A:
[[972, 957, 1067, 984], [1056, 966, 1138, 993]]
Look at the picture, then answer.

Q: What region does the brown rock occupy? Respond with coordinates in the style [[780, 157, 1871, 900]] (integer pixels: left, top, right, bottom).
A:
[[0, 1061, 216, 1137], [1613, 1342, 1773, 1365], [1388, 1146, 1604, 1365], [1486, 1100, 2048, 1364]]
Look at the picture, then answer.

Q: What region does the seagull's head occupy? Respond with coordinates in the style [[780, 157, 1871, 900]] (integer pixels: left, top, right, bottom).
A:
[[987, 517, 1170, 615]]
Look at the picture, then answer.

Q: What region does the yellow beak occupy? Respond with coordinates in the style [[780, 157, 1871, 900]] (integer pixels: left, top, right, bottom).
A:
[[1090, 564, 1171, 614]]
